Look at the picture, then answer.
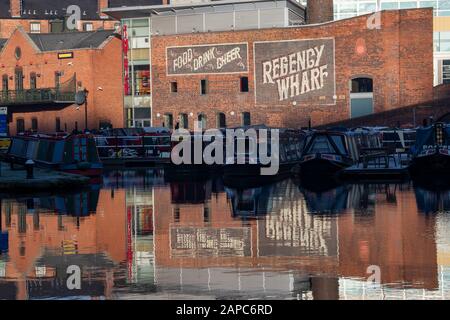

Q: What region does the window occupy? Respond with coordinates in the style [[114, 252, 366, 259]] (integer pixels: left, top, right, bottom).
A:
[[30, 72, 37, 89], [200, 79, 207, 95], [15, 67, 23, 91], [83, 23, 93, 31], [170, 81, 178, 93], [55, 117, 61, 132], [240, 77, 249, 92], [16, 118, 25, 133], [50, 20, 64, 33], [31, 118, 38, 132], [1, 75, 8, 92], [30, 22, 41, 33], [242, 112, 251, 126], [179, 113, 188, 129], [198, 113, 207, 129], [164, 113, 173, 128], [351, 77, 373, 93], [127, 64, 150, 96], [217, 112, 226, 128], [55, 71, 61, 88]]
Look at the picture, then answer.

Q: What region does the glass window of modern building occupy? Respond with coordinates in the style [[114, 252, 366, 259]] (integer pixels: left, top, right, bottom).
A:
[[121, 18, 151, 128]]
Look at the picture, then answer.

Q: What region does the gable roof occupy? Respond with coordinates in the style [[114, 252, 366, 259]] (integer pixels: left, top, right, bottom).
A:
[[27, 30, 119, 52]]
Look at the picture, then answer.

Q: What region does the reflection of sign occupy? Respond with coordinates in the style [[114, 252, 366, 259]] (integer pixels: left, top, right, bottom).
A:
[[254, 38, 335, 105], [258, 209, 337, 257], [0, 107, 7, 137], [0, 262, 5, 277], [170, 227, 251, 257], [58, 52, 74, 59], [167, 43, 248, 75]]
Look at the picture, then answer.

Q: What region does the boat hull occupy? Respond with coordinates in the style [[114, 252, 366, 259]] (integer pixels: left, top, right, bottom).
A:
[[299, 155, 353, 177], [410, 152, 450, 176]]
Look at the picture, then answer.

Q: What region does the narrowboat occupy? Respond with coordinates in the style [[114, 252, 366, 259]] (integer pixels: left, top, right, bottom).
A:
[[298, 129, 382, 177], [167, 129, 226, 176], [95, 127, 171, 166], [222, 125, 306, 187], [6, 133, 103, 177], [409, 122, 450, 176]]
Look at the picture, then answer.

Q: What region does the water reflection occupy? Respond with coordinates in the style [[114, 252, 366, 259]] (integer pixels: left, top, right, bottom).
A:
[[0, 169, 450, 299]]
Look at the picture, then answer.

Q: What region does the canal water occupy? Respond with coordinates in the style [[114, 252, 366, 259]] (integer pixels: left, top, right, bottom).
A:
[[1, 168, 450, 300]]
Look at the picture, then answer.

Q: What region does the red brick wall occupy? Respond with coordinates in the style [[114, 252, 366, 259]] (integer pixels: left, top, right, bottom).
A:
[[307, 0, 334, 24], [0, 29, 124, 134], [150, 9, 434, 130]]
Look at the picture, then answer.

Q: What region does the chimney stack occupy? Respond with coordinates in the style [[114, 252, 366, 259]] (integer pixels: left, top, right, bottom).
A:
[[307, 0, 334, 24]]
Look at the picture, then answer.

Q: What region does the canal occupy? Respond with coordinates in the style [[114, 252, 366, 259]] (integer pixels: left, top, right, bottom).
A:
[[0, 168, 449, 300]]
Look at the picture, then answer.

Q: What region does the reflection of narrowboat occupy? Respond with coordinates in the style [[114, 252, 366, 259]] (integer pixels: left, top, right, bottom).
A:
[[299, 129, 381, 177], [223, 126, 306, 186], [409, 123, 450, 176], [6, 134, 102, 177]]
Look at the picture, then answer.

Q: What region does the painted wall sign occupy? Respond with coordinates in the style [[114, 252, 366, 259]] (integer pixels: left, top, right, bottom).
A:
[[58, 52, 74, 59], [254, 38, 336, 105], [166, 43, 248, 75]]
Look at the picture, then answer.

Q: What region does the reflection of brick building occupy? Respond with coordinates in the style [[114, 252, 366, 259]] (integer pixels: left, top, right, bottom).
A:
[[105, 1, 433, 129], [337, 185, 439, 290], [0, 188, 127, 300], [0, 28, 123, 134]]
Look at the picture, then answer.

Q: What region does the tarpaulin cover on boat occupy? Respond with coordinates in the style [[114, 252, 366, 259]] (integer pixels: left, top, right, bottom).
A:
[[413, 126, 435, 155]]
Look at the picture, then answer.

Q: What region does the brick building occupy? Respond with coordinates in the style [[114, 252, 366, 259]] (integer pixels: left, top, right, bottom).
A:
[[0, 28, 124, 134], [105, 0, 434, 129], [0, 0, 166, 38]]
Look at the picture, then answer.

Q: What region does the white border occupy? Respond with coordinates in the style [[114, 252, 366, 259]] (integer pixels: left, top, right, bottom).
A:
[[165, 42, 250, 76], [252, 37, 337, 107]]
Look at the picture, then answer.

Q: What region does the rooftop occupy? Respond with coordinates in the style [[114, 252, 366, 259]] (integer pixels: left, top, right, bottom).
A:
[[102, 0, 305, 19], [27, 29, 119, 51]]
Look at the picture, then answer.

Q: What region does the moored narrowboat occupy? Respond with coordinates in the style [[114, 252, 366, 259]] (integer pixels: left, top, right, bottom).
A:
[[409, 122, 450, 176], [298, 129, 382, 177], [6, 133, 103, 177], [222, 125, 306, 187]]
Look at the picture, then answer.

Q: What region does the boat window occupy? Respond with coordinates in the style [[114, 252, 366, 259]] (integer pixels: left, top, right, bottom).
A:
[[307, 135, 334, 154], [330, 135, 347, 155]]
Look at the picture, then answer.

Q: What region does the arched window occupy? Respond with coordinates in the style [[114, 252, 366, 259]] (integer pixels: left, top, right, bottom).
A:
[[16, 118, 25, 133], [31, 118, 38, 132], [164, 113, 173, 128], [2, 74, 8, 92], [15, 67, 23, 91], [179, 113, 188, 129], [350, 77, 374, 118], [217, 112, 226, 128], [351, 77, 373, 93], [242, 112, 251, 126], [30, 72, 37, 89], [198, 113, 207, 129]]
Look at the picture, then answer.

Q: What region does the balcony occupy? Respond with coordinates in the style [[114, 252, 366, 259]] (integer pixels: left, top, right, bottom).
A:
[[0, 88, 76, 107]]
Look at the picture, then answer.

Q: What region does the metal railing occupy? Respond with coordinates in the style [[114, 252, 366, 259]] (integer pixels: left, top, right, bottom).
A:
[[0, 88, 76, 105]]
